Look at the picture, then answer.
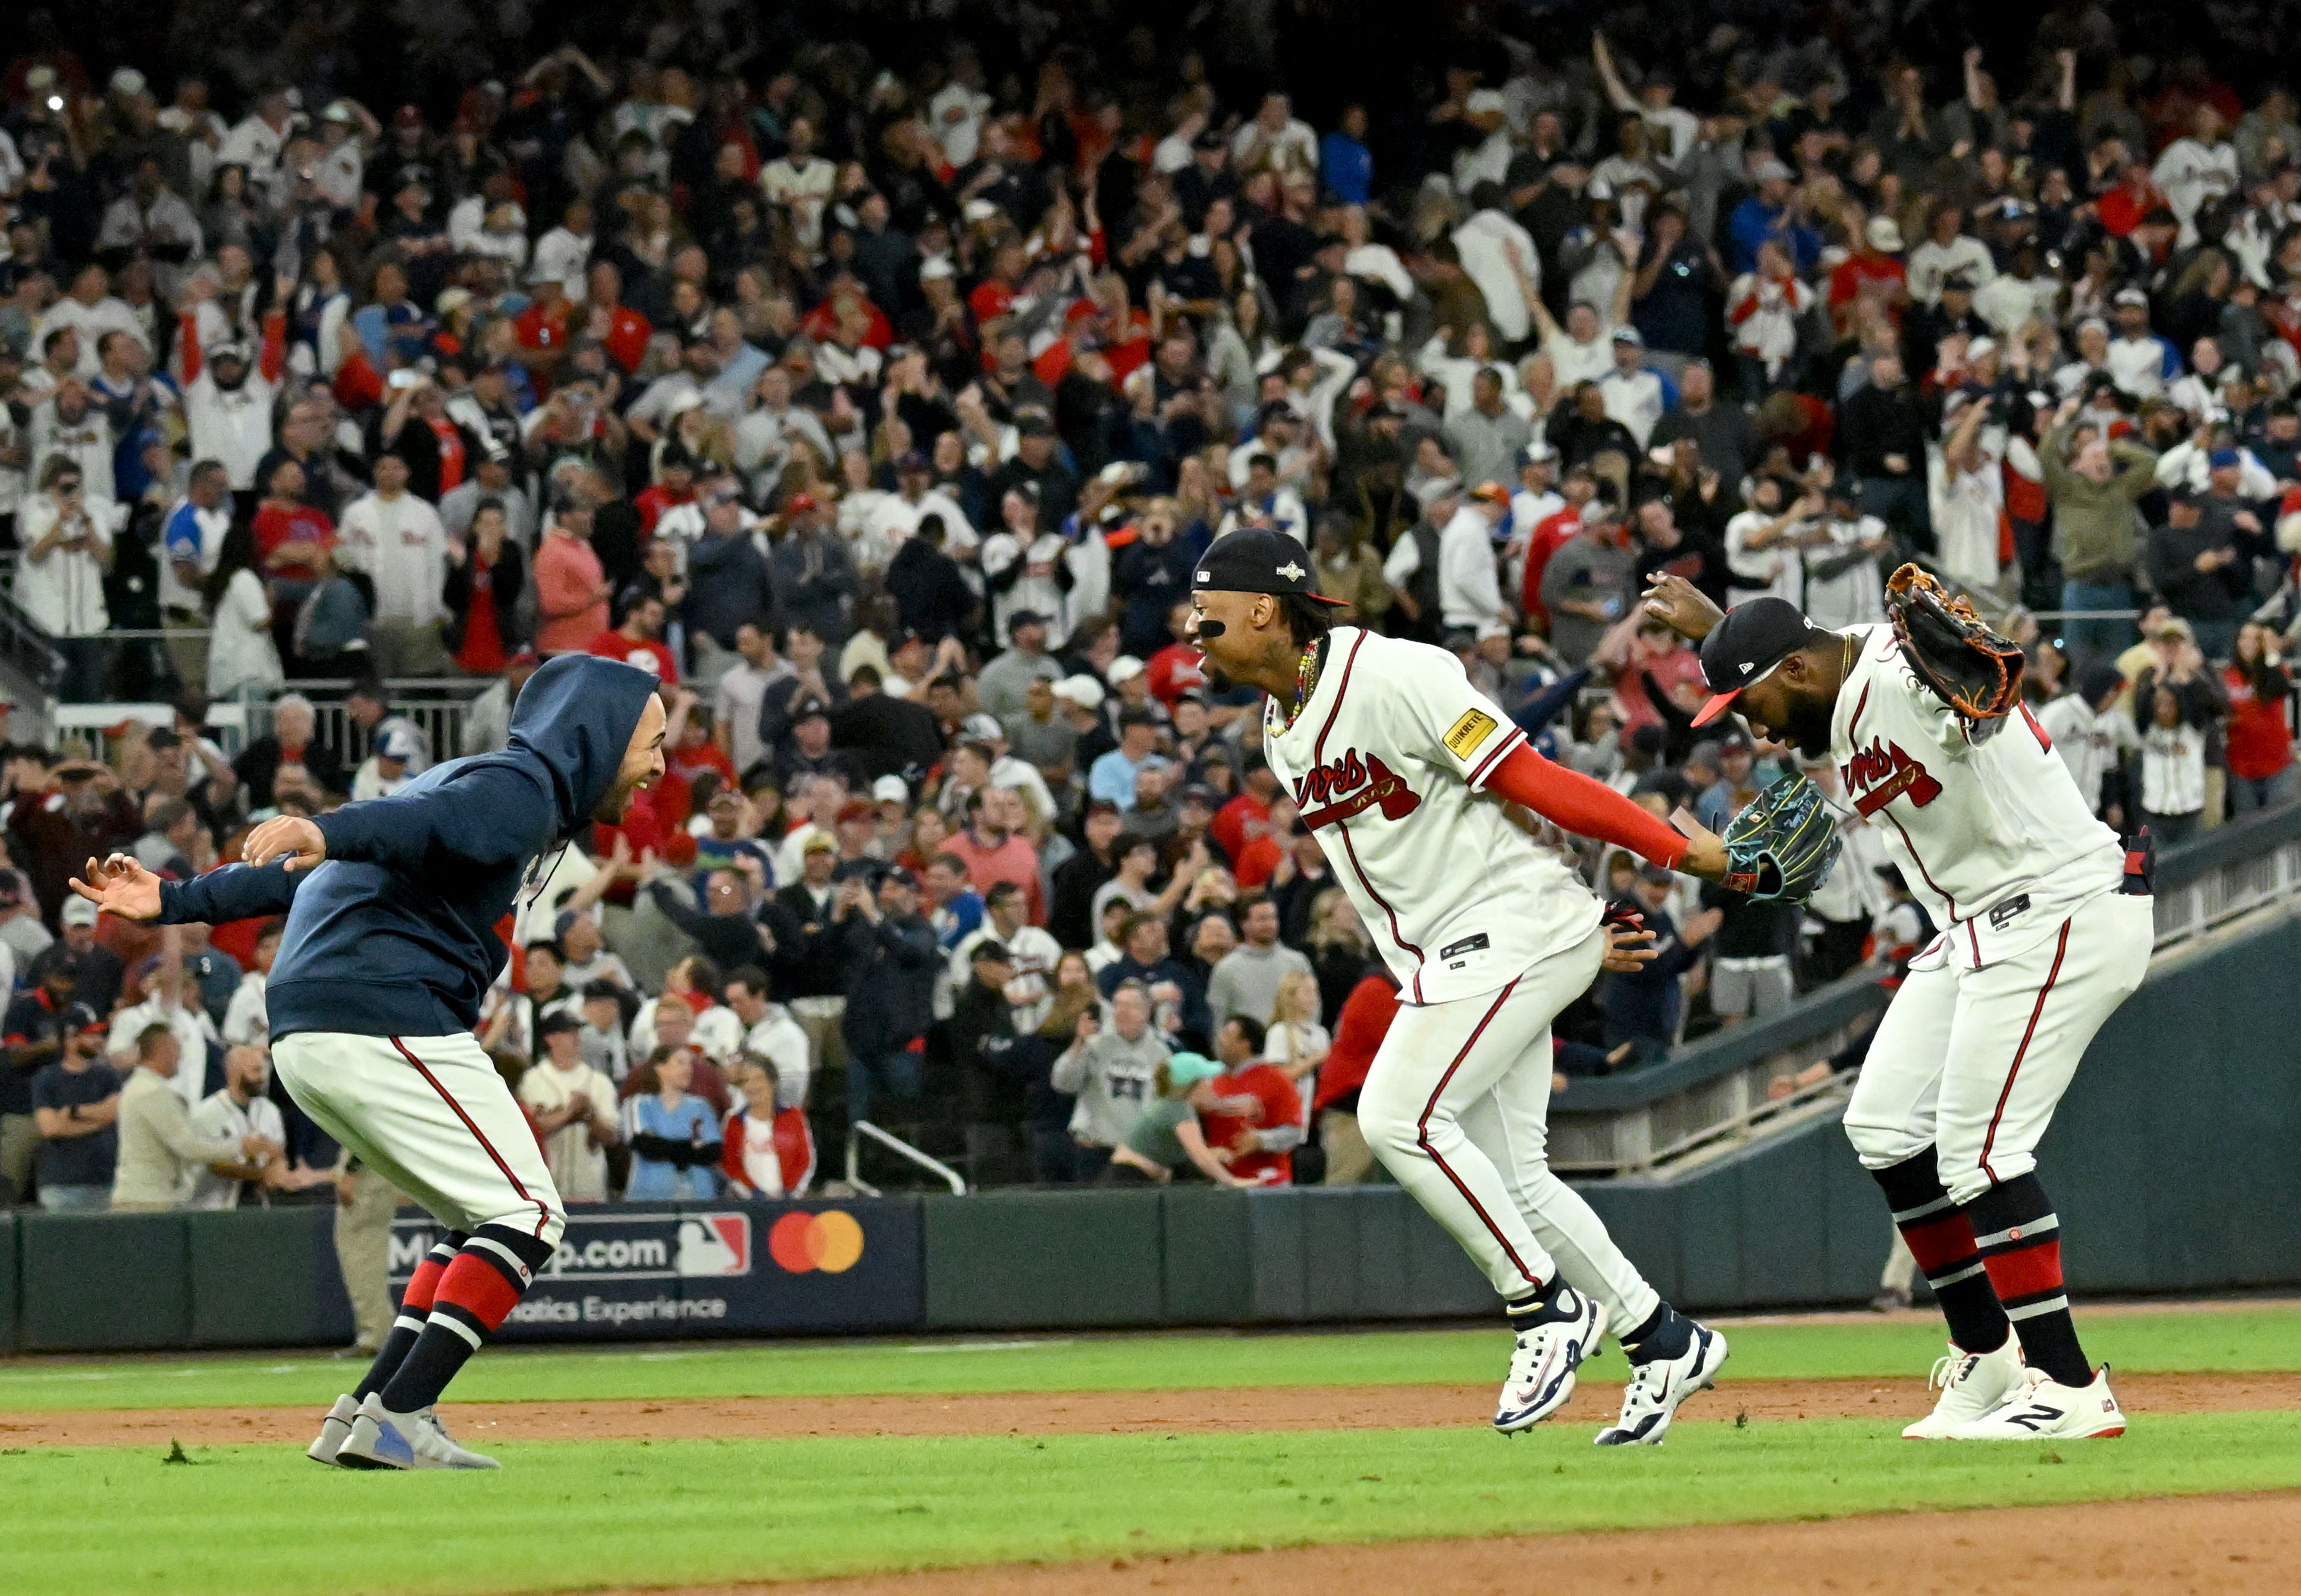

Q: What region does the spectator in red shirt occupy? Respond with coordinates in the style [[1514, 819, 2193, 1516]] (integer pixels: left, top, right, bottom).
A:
[[2225, 622, 2297, 812], [634, 447, 698, 537], [1521, 463, 1598, 629], [1195, 1015, 1303, 1185], [967, 236, 1029, 325], [443, 498, 523, 675], [665, 697, 738, 797], [1313, 965, 1400, 1185], [252, 457, 334, 584], [1601, 616, 1709, 736], [589, 590, 681, 683], [581, 260, 654, 374], [1828, 216, 1911, 338], [513, 277, 576, 381], [799, 271, 895, 351], [2097, 162, 2167, 237], [533, 497, 613, 656], [1230, 795, 1299, 890], [1210, 760, 1280, 863], [1143, 598, 1209, 705]]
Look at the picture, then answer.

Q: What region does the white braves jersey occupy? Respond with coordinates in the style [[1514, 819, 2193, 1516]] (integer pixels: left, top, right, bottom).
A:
[[1832, 625, 2127, 971], [1262, 629, 1599, 1005]]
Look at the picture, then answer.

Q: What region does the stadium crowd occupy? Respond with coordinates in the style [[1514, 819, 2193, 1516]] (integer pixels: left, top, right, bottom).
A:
[[2, 1, 2300, 1212]]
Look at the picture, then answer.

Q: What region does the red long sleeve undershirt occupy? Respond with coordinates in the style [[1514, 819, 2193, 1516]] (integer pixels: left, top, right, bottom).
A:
[[1482, 743, 1689, 870]]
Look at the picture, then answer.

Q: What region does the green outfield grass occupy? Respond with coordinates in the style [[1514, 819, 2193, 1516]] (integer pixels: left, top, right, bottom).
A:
[[4, 1305, 2300, 1413], [9, 1414, 2301, 1596]]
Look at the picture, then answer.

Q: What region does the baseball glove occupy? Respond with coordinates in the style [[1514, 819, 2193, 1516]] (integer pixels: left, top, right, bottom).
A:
[[1885, 563, 2024, 720], [1720, 771, 1842, 904]]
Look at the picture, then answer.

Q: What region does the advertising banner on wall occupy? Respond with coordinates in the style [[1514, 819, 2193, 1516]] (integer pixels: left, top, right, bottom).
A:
[[387, 1199, 922, 1341]]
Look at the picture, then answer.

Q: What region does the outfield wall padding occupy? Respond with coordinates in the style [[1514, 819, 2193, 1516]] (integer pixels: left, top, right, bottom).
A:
[[8, 912, 2298, 1350], [189, 1206, 355, 1349], [923, 1189, 1162, 1329], [0, 1212, 16, 1354], [18, 1212, 190, 1351]]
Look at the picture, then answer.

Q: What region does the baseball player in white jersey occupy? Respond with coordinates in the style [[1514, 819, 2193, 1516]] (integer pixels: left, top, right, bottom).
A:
[[1648, 575, 2153, 1440], [1187, 528, 1737, 1443]]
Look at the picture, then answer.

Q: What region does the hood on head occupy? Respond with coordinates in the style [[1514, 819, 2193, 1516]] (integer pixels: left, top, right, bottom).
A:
[[507, 654, 660, 832]]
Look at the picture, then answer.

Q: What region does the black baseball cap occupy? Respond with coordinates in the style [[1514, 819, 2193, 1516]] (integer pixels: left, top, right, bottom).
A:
[[1190, 528, 1347, 606], [1692, 598, 1814, 728]]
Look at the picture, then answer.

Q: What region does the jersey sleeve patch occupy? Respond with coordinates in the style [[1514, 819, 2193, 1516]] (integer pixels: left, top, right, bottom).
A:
[[1444, 708, 1499, 759]]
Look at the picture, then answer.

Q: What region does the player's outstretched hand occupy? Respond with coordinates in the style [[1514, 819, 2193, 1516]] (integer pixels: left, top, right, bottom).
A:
[[1641, 573, 1726, 642], [1669, 808, 1732, 883], [1600, 914, 1659, 971], [71, 854, 163, 921], [245, 816, 328, 873]]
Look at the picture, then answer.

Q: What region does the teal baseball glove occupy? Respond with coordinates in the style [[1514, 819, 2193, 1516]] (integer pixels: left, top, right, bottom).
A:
[[1720, 771, 1842, 903]]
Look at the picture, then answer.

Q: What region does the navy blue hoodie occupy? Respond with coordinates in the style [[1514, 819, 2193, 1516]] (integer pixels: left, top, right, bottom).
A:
[[157, 656, 659, 1042]]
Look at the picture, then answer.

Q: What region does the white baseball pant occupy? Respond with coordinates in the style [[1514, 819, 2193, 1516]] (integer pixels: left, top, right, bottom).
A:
[[1357, 925, 1662, 1337], [1844, 892, 2153, 1205], [272, 1031, 567, 1247]]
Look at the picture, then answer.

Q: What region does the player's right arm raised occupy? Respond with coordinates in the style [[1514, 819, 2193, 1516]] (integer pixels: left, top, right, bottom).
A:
[[1639, 573, 1725, 642]]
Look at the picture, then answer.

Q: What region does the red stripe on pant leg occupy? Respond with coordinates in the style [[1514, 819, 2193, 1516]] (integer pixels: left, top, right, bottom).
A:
[[1900, 1212, 1980, 1276], [1982, 1237, 2064, 1303], [401, 1257, 448, 1314], [1979, 923, 2070, 1185], [1414, 977, 1543, 1290], [432, 1252, 525, 1333], [392, 1037, 553, 1237]]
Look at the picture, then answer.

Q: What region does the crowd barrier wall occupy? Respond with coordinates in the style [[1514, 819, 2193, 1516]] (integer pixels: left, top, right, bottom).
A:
[[4, 911, 2293, 1353]]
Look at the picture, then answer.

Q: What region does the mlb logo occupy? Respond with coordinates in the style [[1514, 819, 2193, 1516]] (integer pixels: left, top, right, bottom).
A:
[[675, 1213, 752, 1277]]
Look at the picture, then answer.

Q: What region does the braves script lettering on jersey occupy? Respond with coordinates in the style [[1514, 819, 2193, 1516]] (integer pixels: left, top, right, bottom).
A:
[[1832, 625, 2126, 970], [1262, 628, 1600, 1004]]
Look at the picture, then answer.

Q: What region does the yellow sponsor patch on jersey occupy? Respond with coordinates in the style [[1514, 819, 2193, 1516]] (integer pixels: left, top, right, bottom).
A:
[[1444, 708, 1499, 758]]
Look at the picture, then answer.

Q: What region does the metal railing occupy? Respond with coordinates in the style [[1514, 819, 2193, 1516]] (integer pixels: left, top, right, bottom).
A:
[[1552, 800, 2301, 1178], [40, 676, 492, 767], [844, 1120, 968, 1197], [0, 582, 64, 695], [289, 677, 496, 764]]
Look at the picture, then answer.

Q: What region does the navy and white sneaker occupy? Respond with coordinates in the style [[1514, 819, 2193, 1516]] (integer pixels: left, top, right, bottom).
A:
[[1595, 1321, 1728, 1445], [1494, 1283, 1603, 1435], [336, 1393, 501, 1470]]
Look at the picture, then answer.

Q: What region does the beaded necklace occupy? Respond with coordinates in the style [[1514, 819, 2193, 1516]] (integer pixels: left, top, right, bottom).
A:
[[1280, 634, 1330, 730]]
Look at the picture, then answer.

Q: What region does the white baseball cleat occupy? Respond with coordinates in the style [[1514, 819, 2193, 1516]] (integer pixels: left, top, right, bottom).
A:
[[306, 1393, 360, 1465], [1493, 1283, 1603, 1434], [1943, 1365, 2126, 1441], [1903, 1334, 2024, 1439], [1595, 1321, 1728, 1445], [336, 1393, 503, 1470]]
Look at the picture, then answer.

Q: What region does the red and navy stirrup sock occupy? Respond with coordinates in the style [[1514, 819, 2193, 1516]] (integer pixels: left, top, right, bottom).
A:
[[1870, 1153, 2011, 1357], [378, 1224, 556, 1415], [355, 1233, 463, 1402], [1964, 1174, 2093, 1390]]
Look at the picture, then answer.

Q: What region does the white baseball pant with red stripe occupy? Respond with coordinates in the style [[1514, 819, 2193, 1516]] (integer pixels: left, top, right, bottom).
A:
[[272, 1031, 567, 1248], [1844, 892, 2153, 1205], [1356, 925, 1662, 1338]]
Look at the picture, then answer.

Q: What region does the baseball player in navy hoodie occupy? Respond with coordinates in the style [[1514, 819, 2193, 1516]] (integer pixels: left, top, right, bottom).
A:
[[73, 655, 666, 1470]]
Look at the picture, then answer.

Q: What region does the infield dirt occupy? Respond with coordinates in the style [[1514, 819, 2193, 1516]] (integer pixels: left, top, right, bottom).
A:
[[7, 1369, 2297, 1447], [694, 1490, 2301, 1596]]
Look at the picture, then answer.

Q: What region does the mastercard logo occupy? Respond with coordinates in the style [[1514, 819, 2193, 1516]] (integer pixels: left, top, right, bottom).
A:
[[767, 1209, 866, 1274]]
